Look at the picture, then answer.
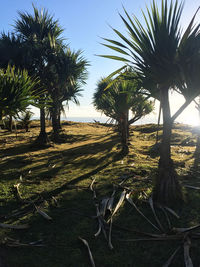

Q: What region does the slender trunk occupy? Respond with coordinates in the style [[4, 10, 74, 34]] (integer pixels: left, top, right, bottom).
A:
[[8, 115, 13, 132], [194, 104, 200, 169], [36, 107, 49, 145], [126, 110, 129, 138], [153, 88, 182, 205], [58, 112, 62, 130], [51, 99, 60, 140], [156, 102, 161, 144], [120, 112, 129, 154], [25, 123, 29, 132]]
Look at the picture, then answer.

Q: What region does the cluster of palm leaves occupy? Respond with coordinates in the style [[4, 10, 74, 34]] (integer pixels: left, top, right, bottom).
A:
[[0, 5, 88, 141], [100, 0, 200, 204], [0, 66, 38, 131], [93, 75, 154, 152]]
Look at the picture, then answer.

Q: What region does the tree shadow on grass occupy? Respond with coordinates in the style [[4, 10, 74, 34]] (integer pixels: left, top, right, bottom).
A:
[[0, 134, 122, 186], [27, 135, 122, 185], [0, 133, 94, 158], [4, 170, 200, 267]]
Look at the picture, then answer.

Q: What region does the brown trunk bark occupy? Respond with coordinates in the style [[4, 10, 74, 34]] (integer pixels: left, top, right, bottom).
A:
[[8, 115, 13, 132], [120, 112, 129, 154], [51, 100, 60, 141], [126, 110, 129, 138], [153, 88, 182, 205], [194, 104, 200, 169], [156, 102, 161, 144], [36, 108, 49, 145], [58, 112, 62, 130]]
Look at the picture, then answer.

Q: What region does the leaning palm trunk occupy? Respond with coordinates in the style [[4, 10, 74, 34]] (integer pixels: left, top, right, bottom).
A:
[[153, 89, 182, 204]]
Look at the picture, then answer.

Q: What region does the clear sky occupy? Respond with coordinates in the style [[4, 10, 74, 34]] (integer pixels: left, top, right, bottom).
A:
[[1, 0, 200, 125]]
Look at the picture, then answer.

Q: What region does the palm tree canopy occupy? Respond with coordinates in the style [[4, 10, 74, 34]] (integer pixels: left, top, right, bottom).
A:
[[0, 65, 38, 119], [13, 5, 64, 78], [0, 33, 25, 69], [93, 76, 153, 123], [14, 5, 63, 44], [45, 47, 89, 106], [100, 0, 200, 96]]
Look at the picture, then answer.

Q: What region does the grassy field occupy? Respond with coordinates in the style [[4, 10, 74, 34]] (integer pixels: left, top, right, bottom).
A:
[[0, 121, 200, 267]]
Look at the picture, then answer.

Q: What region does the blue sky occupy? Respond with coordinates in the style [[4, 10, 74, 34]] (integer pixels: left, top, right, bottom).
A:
[[1, 0, 200, 124]]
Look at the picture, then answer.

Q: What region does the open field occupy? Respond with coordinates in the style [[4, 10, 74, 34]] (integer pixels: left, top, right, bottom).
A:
[[0, 121, 200, 267]]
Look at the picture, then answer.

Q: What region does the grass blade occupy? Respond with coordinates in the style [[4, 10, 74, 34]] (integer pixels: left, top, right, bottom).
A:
[[184, 237, 193, 267], [0, 223, 29, 229], [112, 190, 126, 217], [108, 217, 114, 250], [173, 224, 200, 233], [94, 204, 102, 237], [184, 185, 200, 190], [79, 237, 96, 267], [13, 183, 23, 201], [126, 194, 160, 231], [90, 179, 97, 199], [149, 196, 164, 232], [163, 246, 181, 267], [164, 206, 180, 219], [107, 189, 116, 212], [35, 206, 52, 221], [100, 198, 110, 217], [159, 205, 172, 230]]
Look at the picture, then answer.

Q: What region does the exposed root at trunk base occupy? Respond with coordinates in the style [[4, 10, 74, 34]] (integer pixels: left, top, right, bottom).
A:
[[121, 144, 129, 156], [32, 132, 51, 148], [153, 160, 183, 206]]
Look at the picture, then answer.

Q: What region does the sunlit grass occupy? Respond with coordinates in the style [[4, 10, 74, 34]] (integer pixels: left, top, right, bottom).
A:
[[0, 121, 200, 266]]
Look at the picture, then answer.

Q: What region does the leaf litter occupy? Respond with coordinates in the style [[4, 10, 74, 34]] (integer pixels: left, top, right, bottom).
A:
[[85, 177, 200, 266]]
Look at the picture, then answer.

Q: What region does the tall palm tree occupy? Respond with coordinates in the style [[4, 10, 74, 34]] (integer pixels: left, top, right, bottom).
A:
[[45, 47, 88, 138], [14, 5, 64, 144], [100, 0, 200, 204], [93, 77, 154, 153]]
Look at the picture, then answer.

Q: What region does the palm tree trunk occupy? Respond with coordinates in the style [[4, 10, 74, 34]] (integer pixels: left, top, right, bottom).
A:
[[57, 112, 62, 130], [120, 112, 129, 154], [8, 115, 13, 132], [36, 107, 49, 145], [51, 100, 60, 140], [156, 102, 161, 144], [153, 88, 182, 205], [126, 110, 129, 138]]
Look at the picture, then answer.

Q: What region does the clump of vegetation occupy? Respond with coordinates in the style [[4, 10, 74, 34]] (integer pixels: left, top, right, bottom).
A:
[[93, 75, 154, 153], [18, 110, 34, 132]]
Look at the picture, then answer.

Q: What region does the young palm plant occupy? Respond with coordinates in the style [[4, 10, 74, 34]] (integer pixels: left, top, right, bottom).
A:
[[0, 65, 37, 131], [100, 0, 200, 204], [93, 76, 154, 153]]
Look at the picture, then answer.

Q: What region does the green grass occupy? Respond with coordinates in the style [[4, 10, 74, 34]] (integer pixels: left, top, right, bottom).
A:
[[0, 121, 200, 266]]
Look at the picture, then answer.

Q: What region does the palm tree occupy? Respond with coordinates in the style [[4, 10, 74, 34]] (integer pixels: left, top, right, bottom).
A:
[[45, 47, 88, 139], [100, 0, 200, 204], [0, 65, 37, 131], [0, 32, 25, 69], [93, 77, 154, 153], [14, 5, 64, 144]]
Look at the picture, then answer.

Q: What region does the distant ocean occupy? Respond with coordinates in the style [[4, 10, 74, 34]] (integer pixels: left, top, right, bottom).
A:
[[32, 116, 158, 125]]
